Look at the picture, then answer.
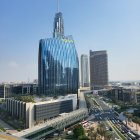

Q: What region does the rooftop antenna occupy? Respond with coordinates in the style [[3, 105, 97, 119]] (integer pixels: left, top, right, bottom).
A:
[[57, 0, 59, 12]]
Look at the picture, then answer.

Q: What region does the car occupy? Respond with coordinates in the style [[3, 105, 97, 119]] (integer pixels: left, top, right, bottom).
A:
[[127, 132, 136, 139], [115, 138, 120, 140], [112, 120, 115, 123], [106, 127, 109, 130]]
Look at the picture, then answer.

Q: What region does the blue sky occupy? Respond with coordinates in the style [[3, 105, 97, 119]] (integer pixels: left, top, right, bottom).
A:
[[0, 0, 140, 82]]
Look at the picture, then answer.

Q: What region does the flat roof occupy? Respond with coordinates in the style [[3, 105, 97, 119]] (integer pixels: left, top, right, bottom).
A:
[[34, 94, 77, 105]]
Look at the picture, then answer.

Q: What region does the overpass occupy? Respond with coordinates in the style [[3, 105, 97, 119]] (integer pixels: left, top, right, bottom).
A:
[[13, 92, 88, 140]]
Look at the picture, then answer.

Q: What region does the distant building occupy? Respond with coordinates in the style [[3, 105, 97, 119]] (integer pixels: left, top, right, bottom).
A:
[[134, 92, 140, 104], [81, 54, 89, 87], [99, 86, 140, 104], [38, 9, 79, 97], [0, 84, 12, 99], [90, 50, 108, 89], [0, 84, 38, 99], [5, 94, 77, 128]]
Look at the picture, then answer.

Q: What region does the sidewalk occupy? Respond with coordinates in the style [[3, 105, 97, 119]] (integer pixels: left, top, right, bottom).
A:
[[123, 120, 140, 135]]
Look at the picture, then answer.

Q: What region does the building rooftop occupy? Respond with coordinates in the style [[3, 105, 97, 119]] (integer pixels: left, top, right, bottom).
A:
[[34, 94, 77, 105], [11, 94, 77, 104]]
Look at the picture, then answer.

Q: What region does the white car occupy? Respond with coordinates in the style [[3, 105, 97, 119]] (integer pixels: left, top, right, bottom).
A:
[[115, 138, 120, 140]]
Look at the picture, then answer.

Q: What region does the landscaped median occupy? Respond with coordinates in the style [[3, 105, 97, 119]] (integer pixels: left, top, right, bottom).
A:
[[91, 98, 100, 106], [107, 120, 127, 140]]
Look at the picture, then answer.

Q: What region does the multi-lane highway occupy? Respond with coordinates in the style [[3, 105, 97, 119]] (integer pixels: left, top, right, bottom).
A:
[[88, 101, 121, 140], [87, 94, 140, 140]]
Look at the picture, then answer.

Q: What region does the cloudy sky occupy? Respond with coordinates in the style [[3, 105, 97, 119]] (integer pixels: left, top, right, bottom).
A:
[[0, 0, 140, 82]]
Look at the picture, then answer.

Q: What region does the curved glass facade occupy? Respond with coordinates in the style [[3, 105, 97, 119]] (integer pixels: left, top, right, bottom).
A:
[[38, 36, 79, 96]]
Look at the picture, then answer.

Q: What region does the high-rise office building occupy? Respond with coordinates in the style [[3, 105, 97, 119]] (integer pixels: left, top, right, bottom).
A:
[[90, 50, 108, 89], [38, 5, 79, 97], [81, 54, 89, 87]]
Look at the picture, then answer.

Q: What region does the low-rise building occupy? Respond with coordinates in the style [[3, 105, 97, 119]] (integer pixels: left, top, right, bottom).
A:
[[0, 83, 38, 99], [134, 92, 140, 104], [99, 86, 140, 104], [5, 94, 77, 128]]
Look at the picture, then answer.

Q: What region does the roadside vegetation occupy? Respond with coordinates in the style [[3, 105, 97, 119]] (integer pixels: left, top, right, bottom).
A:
[[13, 95, 35, 103], [64, 122, 113, 140], [124, 110, 140, 130], [0, 124, 6, 132], [73, 124, 89, 140], [85, 94, 99, 109], [109, 120, 127, 140]]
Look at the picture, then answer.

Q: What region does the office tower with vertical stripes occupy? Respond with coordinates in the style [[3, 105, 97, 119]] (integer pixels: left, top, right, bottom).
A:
[[90, 50, 108, 89]]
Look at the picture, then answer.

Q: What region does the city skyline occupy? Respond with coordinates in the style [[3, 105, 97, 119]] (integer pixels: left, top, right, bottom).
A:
[[0, 0, 140, 82]]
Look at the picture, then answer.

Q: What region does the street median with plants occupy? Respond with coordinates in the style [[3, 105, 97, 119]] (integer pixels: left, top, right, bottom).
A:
[[108, 120, 127, 140]]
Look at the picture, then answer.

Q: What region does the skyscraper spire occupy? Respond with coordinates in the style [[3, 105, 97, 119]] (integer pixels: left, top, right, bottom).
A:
[[53, 0, 64, 38]]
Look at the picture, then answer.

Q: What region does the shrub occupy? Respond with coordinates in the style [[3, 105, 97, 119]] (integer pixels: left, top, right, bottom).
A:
[[73, 124, 85, 138]]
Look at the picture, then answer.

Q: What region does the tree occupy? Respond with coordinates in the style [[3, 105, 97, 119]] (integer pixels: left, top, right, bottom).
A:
[[132, 117, 139, 131], [97, 124, 106, 140], [87, 127, 94, 138], [104, 131, 112, 140], [123, 112, 133, 126], [96, 135, 102, 140], [92, 130, 98, 140], [73, 124, 85, 138], [78, 135, 90, 140]]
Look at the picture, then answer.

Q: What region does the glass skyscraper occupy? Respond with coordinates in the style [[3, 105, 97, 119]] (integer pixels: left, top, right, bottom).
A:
[[38, 11, 79, 97], [81, 54, 89, 87]]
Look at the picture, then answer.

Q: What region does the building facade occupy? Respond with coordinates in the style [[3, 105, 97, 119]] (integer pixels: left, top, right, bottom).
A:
[[99, 86, 140, 104], [5, 94, 77, 128], [90, 50, 108, 89], [81, 54, 89, 87], [12, 84, 38, 95], [38, 12, 79, 96], [0, 84, 12, 99]]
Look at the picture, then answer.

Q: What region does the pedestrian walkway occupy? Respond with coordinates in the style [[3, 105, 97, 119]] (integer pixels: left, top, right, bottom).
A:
[[123, 120, 140, 135]]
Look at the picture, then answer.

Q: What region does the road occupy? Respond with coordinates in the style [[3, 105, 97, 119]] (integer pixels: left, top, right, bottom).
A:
[[88, 101, 120, 140], [89, 94, 140, 140]]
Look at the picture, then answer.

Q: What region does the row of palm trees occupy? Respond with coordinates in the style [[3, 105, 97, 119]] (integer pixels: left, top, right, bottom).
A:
[[87, 123, 113, 140]]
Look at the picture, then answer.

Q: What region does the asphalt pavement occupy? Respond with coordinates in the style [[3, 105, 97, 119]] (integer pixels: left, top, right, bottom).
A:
[[90, 94, 140, 140]]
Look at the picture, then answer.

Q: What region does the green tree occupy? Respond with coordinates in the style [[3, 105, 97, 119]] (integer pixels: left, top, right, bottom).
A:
[[132, 117, 139, 131], [104, 131, 112, 140], [78, 135, 90, 140], [87, 127, 94, 138], [73, 124, 85, 138], [97, 124, 106, 140], [92, 130, 98, 140]]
